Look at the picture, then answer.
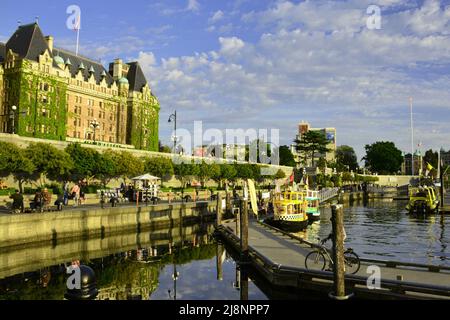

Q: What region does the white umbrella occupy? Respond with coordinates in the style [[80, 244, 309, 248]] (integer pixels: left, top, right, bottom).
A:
[[132, 174, 161, 181]]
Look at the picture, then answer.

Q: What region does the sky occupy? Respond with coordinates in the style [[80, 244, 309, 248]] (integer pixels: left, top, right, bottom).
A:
[[1, 0, 450, 162]]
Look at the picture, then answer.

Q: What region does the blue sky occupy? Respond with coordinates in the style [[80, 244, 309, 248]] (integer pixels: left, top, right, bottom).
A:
[[1, 0, 450, 161]]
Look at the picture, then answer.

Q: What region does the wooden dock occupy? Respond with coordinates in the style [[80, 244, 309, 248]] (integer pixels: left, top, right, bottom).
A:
[[216, 219, 450, 300]]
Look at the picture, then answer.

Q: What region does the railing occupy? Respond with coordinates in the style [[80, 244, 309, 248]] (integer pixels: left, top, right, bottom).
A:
[[318, 188, 339, 203]]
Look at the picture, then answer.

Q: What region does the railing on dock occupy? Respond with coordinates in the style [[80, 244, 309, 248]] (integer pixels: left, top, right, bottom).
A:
[[318, 188, 339, 203]]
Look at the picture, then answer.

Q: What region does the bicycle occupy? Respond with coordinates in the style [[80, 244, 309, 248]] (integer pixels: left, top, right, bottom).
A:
[[305, 237, 361, 274]]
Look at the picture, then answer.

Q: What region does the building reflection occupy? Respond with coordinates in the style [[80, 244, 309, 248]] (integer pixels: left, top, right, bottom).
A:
[[0, 222, 216, 300]]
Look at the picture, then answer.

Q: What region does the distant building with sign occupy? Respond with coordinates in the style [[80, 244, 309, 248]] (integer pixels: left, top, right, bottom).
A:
[[291, 121, 337, 167]]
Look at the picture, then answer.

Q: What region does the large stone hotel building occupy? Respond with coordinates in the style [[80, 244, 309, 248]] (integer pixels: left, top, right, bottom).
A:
[[0, 23, 160, 151]]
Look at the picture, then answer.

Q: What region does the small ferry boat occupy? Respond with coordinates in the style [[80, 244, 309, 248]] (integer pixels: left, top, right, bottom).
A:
[[305, 189, 321, 222], [405, 185, 439, 215], [265, 191, 309, 232]]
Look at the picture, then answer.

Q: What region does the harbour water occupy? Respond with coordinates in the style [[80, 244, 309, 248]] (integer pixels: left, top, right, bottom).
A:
[[0, 199, 448, 300]]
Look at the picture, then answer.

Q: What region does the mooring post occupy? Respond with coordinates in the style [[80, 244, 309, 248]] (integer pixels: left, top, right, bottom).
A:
[[329, 204, 352, 300], [226, 192, 231, 215], [240, 266, 249, 301], [440, 163, 445, 208], [236, 206, 241, 237], [216, 193, 223, 226], [240, 198, 249, 264], [216, 243, 224, 281]]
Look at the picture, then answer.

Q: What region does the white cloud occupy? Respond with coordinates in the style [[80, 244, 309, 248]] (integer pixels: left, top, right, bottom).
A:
[[187, 0, 200, 12], [219, 37, 245, 56], [136, 0, 450, 157], [209, 10, 224, 24]]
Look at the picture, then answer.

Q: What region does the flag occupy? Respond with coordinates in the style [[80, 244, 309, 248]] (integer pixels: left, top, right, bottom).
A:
[[290, 172, 294, 182]]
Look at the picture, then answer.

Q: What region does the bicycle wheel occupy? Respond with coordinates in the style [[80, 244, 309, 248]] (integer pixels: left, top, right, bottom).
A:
[[305, 251, 327, 271], [344, 250, 360, 274]]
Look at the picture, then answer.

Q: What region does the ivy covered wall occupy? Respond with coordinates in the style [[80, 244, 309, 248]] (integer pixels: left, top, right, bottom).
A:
[[5, 61, 67, 141], [128, 97, 159, 152]]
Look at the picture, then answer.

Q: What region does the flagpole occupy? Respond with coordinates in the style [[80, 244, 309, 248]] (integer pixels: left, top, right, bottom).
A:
[[409, 97, 414, 176], [75, 25, 80, 56]]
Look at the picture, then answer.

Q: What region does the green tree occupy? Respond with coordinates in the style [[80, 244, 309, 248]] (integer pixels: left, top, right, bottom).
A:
[[279, 145, 296, 167], [65, 144, 100, 182], [246, 139, 271, 163], [336, 145, 359, 172], [215, 164, 236, 189], [144, 157, 174, 181], [274, 169, 286, 180], [95, 152, 118, 187], [235, 164, 256, 184], [317, 157, 327, 174], [159, 141, 172, 154], [197, 162, 220, 188], [0, 142, 36, 192], [363, 141, 403, 174], [26, 143, 73, 185], [109, 150, 145, 180], [295, 131, 330, 167], [423, 149, 438, 169], [174, 163, 200, 190]]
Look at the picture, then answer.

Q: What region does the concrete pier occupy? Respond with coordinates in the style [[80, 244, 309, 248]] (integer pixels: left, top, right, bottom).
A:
[[0, 201, 216, 249]]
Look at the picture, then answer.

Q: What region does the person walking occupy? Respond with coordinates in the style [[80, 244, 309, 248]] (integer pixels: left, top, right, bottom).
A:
[[71, 183, 81, 207], [63, 181, 70, 206], [9, 190, 24, 214]]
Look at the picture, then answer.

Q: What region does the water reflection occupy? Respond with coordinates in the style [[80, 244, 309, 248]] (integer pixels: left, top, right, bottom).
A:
[[297, 200, 450, 266], [0, 223, 268, 300]]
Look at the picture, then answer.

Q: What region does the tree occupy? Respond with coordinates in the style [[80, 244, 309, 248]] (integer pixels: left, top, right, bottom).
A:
[[65, 144, 100, 182], [174, 163, 200, 190], [95, 152, 118, 187], [197, 162, 221, 188], [215, 164, 236, 189], [274, 169, 286, 180], [246, 139, 271, 163], [159, 141, 172, 154], [26, 143, 73, 185], [109, 151, 145, 180], [363, 141, 403, 174], [0, 142, 36, 192], [235, 164, 255, 184], [295, 131, 330, 167], [144, 157, 174, 181], [336, 145, 359, 172], [279, 145, 296, 167], [317, 157, 327, 174], [423, 149, 438, 169]]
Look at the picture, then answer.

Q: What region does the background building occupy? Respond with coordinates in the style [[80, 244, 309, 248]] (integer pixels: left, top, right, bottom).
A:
[[292, 121, 337, 167], [0, 23, 159, 151]]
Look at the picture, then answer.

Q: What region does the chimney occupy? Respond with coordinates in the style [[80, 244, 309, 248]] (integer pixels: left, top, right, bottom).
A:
[[45, 36, 54, 53], [112, 59, 123, 80]]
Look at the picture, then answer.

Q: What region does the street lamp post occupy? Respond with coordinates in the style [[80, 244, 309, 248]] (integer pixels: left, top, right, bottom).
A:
[[168, 111, 177, 153], [10, 105, 17, 134], [90, 119, 100, 143]]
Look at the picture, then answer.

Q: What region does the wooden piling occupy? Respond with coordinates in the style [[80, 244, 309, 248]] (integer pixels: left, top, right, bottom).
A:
[[216, 193, 223, 226], [330, 204, 349, 299], [240, 199, 249, 262], [240, 267, 249, 301], [216, 243, 224, 281], [236, 207, 240, 238], [226, 192, 231, 215], [440, 164, 445, 208]]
